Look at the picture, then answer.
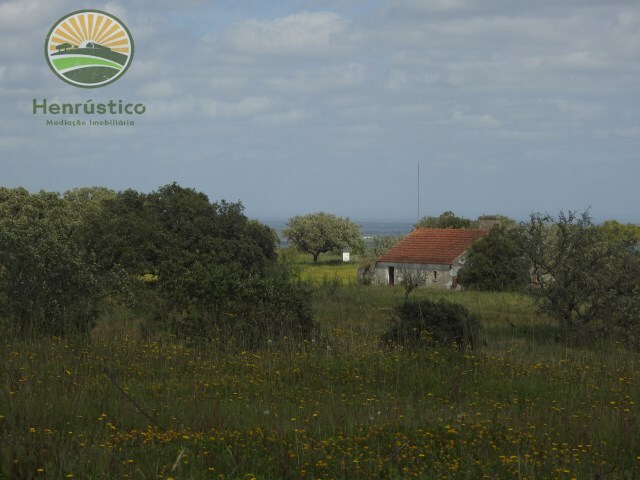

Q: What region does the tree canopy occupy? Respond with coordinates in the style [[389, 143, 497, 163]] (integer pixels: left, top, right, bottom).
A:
[[457, 223, 530, 292], [415, 211, 477, 229], [523, 210, 640, 345], [0, 183, 316, 346], [0, 188, 99, 336], [282, 212, 362, 263]]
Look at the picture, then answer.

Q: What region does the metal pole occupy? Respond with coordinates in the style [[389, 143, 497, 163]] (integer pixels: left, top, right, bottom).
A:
[[417, 162, 420, 222]]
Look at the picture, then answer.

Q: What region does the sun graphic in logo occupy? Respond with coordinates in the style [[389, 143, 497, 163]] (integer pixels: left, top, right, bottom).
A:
[[45, 10, 134, 88]]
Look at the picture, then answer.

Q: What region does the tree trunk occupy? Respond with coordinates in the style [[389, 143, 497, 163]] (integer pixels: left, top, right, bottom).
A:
[[312, 252, 319, 264]]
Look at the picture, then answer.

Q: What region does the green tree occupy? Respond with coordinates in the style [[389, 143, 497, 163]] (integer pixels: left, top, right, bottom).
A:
[[457, 223, 530, 292], [357, 235, 402, 284], [0, 188, 99, 337], [88, 188, 162, 276], [524, 210, 640, 341], [142, 184, 314, 348], [600, 220, 640, 242], [283, 212, 362, 263], [415, 211, 477, 229]]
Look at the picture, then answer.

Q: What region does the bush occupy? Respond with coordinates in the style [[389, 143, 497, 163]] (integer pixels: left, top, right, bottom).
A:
[[152, 265, 317, 350], [382, 298, 480, 350]]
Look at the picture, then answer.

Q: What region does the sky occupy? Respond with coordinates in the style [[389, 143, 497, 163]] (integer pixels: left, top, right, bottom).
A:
[[1, 0, 639, 223]]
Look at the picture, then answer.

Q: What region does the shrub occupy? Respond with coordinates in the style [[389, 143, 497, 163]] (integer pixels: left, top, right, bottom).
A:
[[153, 265, 317, 350], [382, 298, 480, 350]]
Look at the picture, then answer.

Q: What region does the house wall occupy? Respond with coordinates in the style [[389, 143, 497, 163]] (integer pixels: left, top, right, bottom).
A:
[[375, 262, 452, 289], [375, 255, 467, 289]]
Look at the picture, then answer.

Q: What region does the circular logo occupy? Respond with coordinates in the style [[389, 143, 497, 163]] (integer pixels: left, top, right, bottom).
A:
[[45, 10, 134, 88]]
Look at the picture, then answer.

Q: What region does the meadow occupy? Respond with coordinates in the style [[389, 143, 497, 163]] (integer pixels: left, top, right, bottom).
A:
[[1, 254, 638, 479]]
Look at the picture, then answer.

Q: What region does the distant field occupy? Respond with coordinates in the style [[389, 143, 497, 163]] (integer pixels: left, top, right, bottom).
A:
[[1, 266, 638, 478], [288, 250, 359, 284]]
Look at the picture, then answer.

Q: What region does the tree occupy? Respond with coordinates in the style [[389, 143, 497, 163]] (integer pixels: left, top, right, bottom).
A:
[[523, 210, 640, 341], [142, 184, 314, 348], [56, 42, 73, 52], [457, 223, 530, 292], [0, 183, 317, 346], [415, 211, 477, 229], [282, 212, 362, 263], [0, 188, 100, 337], [600, 220, 640, 243], [397, 265, 428, 300], [357, 235, 402, 284]]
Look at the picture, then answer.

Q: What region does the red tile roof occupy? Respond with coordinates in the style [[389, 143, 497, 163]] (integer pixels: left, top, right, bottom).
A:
[[377, 228, 488, 265]]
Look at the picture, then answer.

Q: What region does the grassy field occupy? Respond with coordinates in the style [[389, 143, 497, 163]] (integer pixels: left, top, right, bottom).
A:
[[1, 256, 639, 479], [288, 250, 358, 285]]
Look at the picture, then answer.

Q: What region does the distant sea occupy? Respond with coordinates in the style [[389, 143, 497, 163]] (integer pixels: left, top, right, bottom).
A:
[[261, 219, 414, 246]]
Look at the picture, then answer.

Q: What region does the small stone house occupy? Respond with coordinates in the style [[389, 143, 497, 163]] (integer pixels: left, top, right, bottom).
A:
[[374, 228, 488, 289]]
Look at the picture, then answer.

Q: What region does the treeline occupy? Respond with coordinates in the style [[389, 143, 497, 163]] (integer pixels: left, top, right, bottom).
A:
[[0, 184, 314, 347]]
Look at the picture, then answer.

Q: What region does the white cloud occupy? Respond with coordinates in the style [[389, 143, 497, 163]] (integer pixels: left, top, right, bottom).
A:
[[200, 96, 275, 118], [491, 130, 548, 141], [141, 80, 180, 98], [254, 109, 309, 127], [441, 111, 501, 128], [613, 127, 640, 138], [266, 63, 367, 93], [0, 0, 65, 31], [0, 136, 29, 150], [547, 51, 609, 70], [101, 2, 129, 22], [346, 123, 384, 135], [1, 0, 639, 222], [140, 98, 198, 120], [216, 12, 352, 55], [396, 0, 468, 13]]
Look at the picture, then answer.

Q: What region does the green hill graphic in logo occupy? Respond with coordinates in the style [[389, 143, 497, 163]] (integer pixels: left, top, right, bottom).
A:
[[45, 10, 134, 88]]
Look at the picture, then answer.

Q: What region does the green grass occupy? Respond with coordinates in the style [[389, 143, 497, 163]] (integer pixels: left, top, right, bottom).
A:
[[1, 268, 639, 479], [286, 250, 359, 284]]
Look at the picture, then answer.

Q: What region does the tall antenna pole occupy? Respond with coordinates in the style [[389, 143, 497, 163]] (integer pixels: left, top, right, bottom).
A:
[[417, 162, 420, 222]]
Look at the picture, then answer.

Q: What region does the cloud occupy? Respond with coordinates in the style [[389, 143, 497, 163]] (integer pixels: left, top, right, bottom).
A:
[[101, 2, 129, 22], [607, 126, 640, 138], [254, 109, 310, 127], [440, 111, 501, 129], [140, 80, 181, 98], [266, 63, 367, 94], [346, 123, 384, 135], [1, 0, 639, 222], [214, 11, 352, 55], [200, 96, 276, 118], [394, 0, 468, 13], [0, 0, 66, 32]]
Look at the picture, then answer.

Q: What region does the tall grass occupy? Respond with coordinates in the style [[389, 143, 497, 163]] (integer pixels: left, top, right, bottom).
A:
[[1, 269, 639, 478], [285, 250, 358, 285]]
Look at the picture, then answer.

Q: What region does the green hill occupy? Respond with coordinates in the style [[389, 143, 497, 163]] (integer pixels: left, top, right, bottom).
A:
[[51, 45, 128, 66]]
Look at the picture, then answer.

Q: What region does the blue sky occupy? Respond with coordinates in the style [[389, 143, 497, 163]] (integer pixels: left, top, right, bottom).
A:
[[1, 0, 639, 223]]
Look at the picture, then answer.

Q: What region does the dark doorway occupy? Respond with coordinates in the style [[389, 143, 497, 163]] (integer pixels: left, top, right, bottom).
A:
[[388, 266, 395, 286]]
